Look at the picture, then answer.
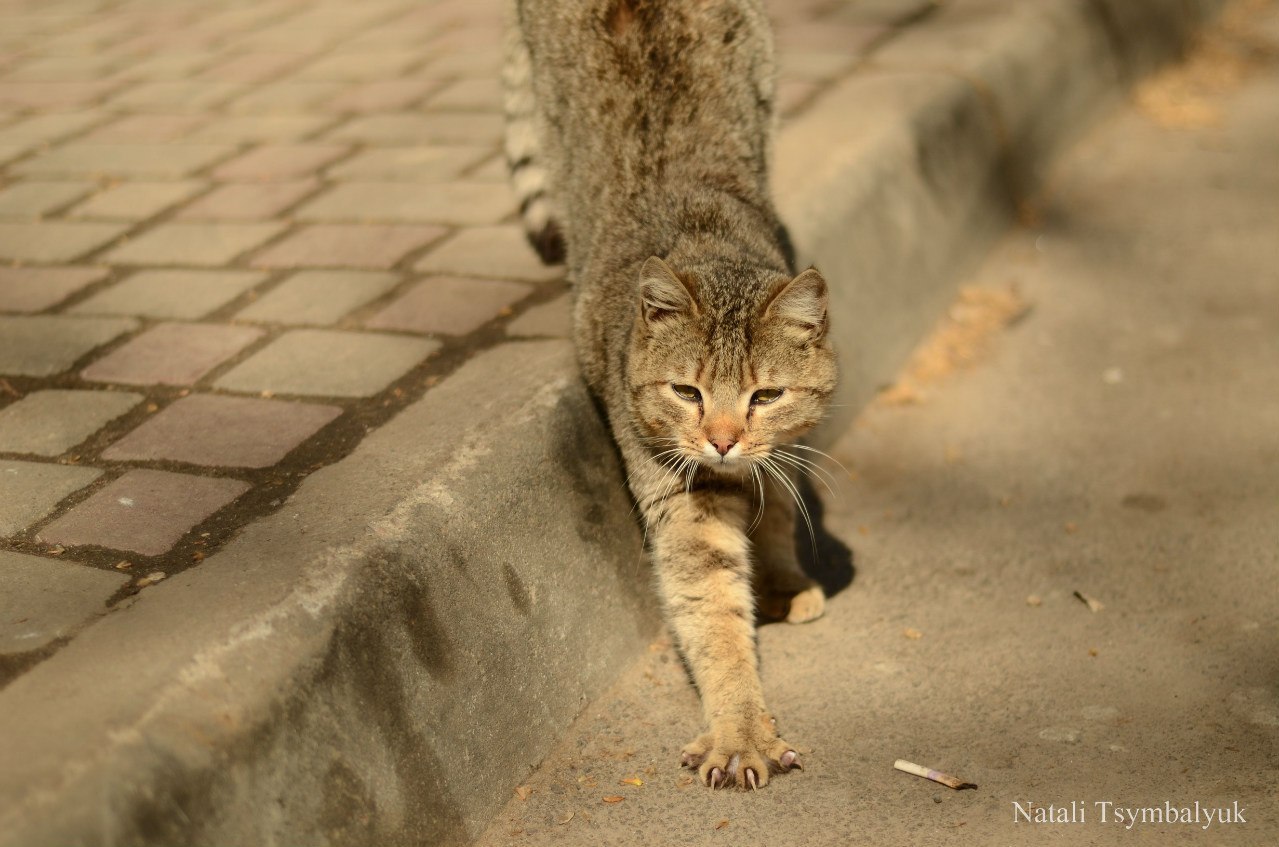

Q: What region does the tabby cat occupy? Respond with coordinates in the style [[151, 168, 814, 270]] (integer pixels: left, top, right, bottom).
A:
[[504, 0, 836, 790]]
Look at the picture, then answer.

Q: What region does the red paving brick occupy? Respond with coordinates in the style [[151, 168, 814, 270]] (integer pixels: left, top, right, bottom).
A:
[[250, 223, 445, 269], [0, 390, 143, 457], [212, 144, 348, 181], [81, 322, 265, 386], [38, 469, 251, 556], [0, 267, 108, 313], [102, 394, 342, 468], [176, 181, 318, 221], [214, 329, 438, 397], [69, 270, 267, 320], [367, 276, 530, 336]]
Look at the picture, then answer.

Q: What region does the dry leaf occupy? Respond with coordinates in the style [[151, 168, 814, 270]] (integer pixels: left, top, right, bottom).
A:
[[714, 820, 730, 830], [620, 777, 643, 787], [677, 775, 695, 788], [556, 811, 574, 825], [602, 795, 624, 804], [903, 627, 923, 640], [1064, 521, 1079, 534], [514, 785, 532, 801], [1026, 595, 1042, 607]]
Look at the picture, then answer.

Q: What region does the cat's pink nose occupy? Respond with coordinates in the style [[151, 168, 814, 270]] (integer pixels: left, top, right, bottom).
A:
[[711, 437, 737, 456]]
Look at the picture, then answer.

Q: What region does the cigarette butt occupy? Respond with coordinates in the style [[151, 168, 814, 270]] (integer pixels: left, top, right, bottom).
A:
[[1073, 591, 1104, 612], [894, 759, 976, 790]]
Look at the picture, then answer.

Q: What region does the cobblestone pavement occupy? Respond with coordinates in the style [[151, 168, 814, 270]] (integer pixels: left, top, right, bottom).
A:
[[0, 0, 936, 681]]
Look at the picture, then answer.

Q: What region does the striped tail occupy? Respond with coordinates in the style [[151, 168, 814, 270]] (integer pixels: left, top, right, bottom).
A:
[[502, 12, 566, 266]]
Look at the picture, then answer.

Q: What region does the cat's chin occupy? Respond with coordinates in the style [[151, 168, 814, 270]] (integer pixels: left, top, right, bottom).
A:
[[699, 457, 751, 478]]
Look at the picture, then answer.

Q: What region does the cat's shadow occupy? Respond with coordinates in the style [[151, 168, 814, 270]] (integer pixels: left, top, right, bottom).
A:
[[793, 473, 855, 600]]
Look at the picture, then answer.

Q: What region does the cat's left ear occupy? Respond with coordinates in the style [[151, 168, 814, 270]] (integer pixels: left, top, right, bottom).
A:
[[764, 267, 828, 340], [639, 256, 698, 326]]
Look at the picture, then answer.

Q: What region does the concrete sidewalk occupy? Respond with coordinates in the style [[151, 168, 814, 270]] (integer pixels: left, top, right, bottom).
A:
[[0, 0, 1228, 844], [479, 8, 1279, 841]]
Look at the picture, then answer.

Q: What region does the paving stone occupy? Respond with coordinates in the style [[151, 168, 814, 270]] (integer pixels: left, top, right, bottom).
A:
[[13, 143, 236, 179], [0, 81, 121, 110], [227, 80, 347, 113], [325, 112, 503, 145], [212, 144, 348, 181], [215, 329, 438, 397], [776, 50, 857, 82], [69, 270, 266, 320], [324, 78, 438, 113], [106, 80, 244, 112], [251, 223, 445, 270], [414, 225, 564, 282], [175, 181, 317, 220], [81, 322, 264, 386], [423, 77, 502, 112], [467, 154, 507, 181], [294, 50, 423, 81], [38, 468, 250, 555], [296, 181, 513, 226], [102, 395, 341, 468], [0, 460, 102, 536], [101, 222, 286, 266], [420, 48, 503, 79], [0, 112, 103, 146], [188, 114, 337, 144], [4, 54, 122, 82], [235, 270, 400, 325], [367, 277, 529, 335], [0, 222, 128, 262], [0, 146, 26, 167], [773, 22, 888, 53], [0, 550, 128, 654], [0, 315, 136, 376], [0, 181, 95, 218], [68, 181, 206, 221], [198, 52, 309, 83], [505, 293, 572, 339], [326, 145, 490, 181], [0, 389, 142, 456], [0, 266, 108, 312], [81, 113, 208, 142], [107, 51, 218, 80]]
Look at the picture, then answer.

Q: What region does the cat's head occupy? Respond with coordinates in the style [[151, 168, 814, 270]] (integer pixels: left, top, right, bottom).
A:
[[627, 255, 837, 478]]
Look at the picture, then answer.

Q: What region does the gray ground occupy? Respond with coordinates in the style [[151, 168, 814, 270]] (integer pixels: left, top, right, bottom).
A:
[[476, 26, 1279, 847]]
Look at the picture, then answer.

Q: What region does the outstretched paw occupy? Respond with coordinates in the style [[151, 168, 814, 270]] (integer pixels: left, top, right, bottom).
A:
[[786, 584, 825, 624], [679, 728, 802, 790]]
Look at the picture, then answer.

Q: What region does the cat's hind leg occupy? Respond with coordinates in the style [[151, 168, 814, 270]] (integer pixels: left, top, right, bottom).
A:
[[750, 466, 825, 624], [501, 10, 565, 265]]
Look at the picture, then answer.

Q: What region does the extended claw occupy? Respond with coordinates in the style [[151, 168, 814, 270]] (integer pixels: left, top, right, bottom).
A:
[[780, 749, 800, 770], [746, 768, 759, 791], [709, 767, 724, 789]]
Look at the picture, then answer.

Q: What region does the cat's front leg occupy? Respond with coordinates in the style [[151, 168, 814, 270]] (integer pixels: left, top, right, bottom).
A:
[[648, 487, 802, 790], [750, 467, 826, 624]]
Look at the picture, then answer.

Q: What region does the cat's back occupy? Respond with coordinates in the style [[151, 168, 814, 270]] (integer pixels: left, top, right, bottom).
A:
[[514, 0, 777, 260]]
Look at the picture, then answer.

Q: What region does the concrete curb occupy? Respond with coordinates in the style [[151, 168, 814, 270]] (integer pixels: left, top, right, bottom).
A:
[[0, 2, 1222, 845]]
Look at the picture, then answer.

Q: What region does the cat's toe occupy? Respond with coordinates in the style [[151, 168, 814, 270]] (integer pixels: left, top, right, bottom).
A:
[[680, 732, 714, 768], [786, 585, 825, 623]]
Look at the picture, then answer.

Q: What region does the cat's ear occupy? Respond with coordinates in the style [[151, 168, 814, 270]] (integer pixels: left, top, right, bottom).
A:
[[764, 267, 828, 340], [639, 256, 698, 325]]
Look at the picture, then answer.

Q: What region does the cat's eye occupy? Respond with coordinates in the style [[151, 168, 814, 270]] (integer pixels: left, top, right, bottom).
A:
[[671, 384, 701, 402], [751, 388, 784, 405]]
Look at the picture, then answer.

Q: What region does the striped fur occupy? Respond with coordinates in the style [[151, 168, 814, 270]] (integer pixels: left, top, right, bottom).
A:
[[506, 0, 837, 791]]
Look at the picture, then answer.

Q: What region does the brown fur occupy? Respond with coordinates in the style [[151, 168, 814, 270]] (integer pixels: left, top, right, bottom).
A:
[[505, 0, 837, 790]]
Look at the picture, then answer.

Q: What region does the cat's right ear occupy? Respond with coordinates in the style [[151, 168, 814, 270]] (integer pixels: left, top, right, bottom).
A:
[[639, 256, 698, 326]]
